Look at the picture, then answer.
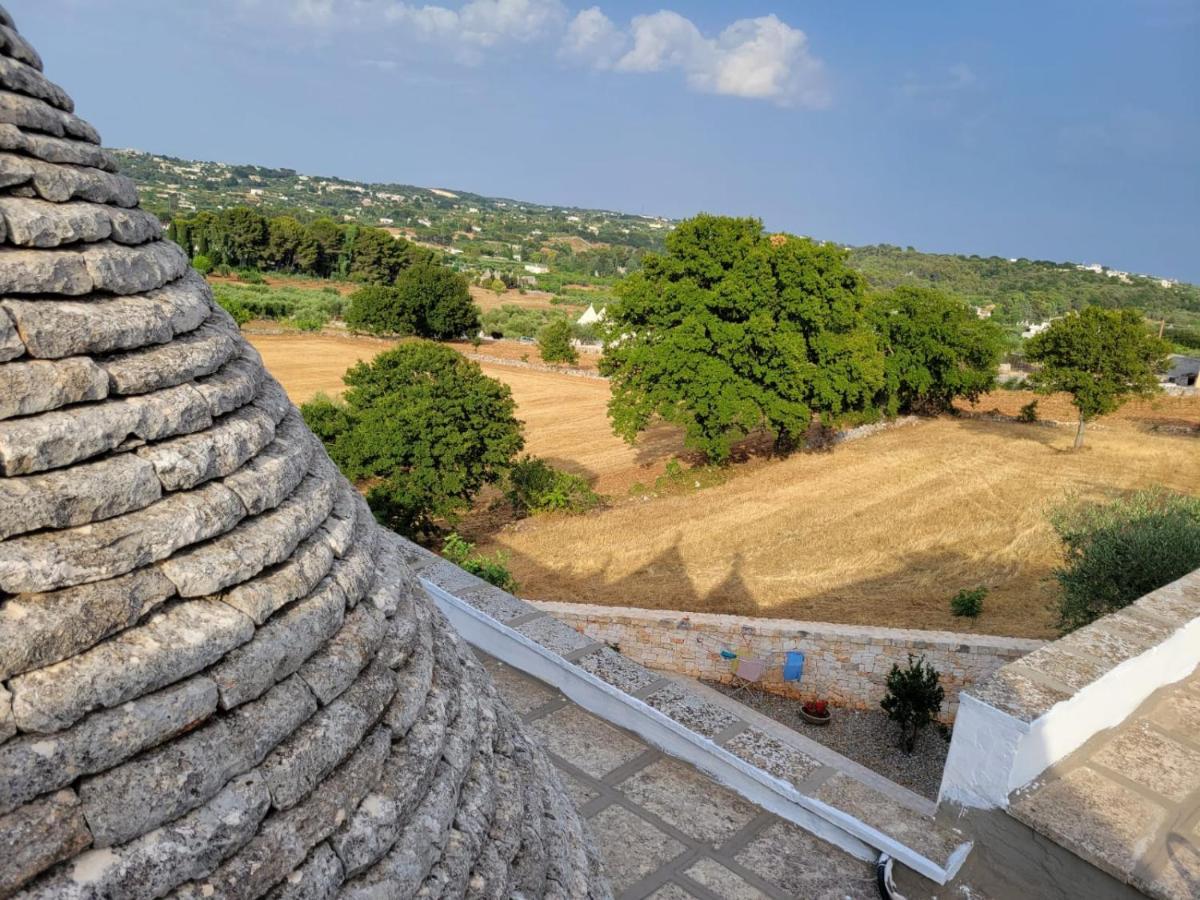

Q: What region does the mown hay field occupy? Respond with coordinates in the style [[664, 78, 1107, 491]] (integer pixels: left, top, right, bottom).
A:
[[249, 332, 1200, 639]]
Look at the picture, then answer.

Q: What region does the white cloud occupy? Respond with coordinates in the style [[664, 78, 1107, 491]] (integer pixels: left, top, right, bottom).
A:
[[386, 0, 566, 48], [564, 8, 828, 108], [559, 6, 626, 68]]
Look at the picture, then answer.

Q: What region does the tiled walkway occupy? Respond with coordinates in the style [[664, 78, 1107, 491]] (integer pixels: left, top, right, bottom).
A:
[[479, 653, 881, 899], [399, 538, 970, 883], [1010, 663, 1200, 900]]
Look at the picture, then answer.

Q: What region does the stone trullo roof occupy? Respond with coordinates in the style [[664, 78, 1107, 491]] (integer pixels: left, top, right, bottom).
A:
[[0, 7, 609, 898]]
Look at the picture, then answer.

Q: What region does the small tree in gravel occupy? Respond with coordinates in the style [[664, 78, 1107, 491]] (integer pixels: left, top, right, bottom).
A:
[[881, 655, 944, 753]]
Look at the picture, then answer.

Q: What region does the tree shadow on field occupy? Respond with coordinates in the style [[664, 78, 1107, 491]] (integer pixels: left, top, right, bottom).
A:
[[502, 537, 1057, 639], [499, 540, 762, 618], [951, 415, 1073, 451]]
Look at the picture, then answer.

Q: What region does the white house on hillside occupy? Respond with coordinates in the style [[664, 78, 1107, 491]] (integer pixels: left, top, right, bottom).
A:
[[577, 304, 606, 326]]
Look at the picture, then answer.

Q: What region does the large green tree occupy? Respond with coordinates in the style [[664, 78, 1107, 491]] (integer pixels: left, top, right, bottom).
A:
[[1025, 307, 1170, 448], [348, 227, 412, 284], [396, 263, 480, 340], [600, 215, 884, 462], [301, 342, 523, 536], [537, 317, 578, 365], [869, 286, 1004, 415], [213, 207, 268, 268]]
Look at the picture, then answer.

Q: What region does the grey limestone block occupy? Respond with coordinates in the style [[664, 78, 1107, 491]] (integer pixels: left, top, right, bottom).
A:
[[100, 316, 239, 396], [125, 382, 214, 443], [0, 480, 246, 594], [0, 196, 110, 247], [15, 772, 271, 900], [383, 620, 435, 737], [0, 23, 40, 71], [335, 675, 471, 877], [317, 483, 359, 556], [0, 451, 161, 541], [220, 526, 336, 626], [0, 789, 92, 898], [0, 124, 113, 172], [0, 54, 71, 112], [0, 676, 218, 816], [0, 304, 21, 360], [210, 578, 346, 710], [0, 241, 90, 295], [193, 346, 265, 418], [0, 682, 12, 743], [264, 844, 344, 900], [0, 394, 142, 476], [136, 401, 276, 492], [298, 603, 388, 705], [79, 675, 316, 847], [83, 239, 187, 294], [8, 598, 253, 733], [222, 410, 314, 516], [0, 271, 208, 360], [0, 355, 109, 420], [160, 461, 337, 598], [329, 532, 376, 610], [260, 658, 397, 811], [175, 726, 390, 900], [21, 156, 137, 208], [0, 565, 175, 679], [0, 89, 100, 143]]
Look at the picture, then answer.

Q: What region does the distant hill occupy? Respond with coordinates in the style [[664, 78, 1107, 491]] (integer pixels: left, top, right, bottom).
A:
[[113, 150, 1200, 352]]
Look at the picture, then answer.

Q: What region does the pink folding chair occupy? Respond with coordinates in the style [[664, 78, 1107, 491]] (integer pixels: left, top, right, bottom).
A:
[[729, 656, 767, 700]]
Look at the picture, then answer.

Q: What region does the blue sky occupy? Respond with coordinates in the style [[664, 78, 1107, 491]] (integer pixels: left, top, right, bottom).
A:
[[21, 1, 1200, 280]]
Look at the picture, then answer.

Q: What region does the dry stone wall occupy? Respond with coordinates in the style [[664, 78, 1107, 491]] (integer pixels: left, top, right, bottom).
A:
[[0, 7, 608, 897], [532, 601, 1042, 720]]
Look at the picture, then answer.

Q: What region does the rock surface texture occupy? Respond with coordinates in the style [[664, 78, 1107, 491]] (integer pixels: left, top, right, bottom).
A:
[[0, 9, 609, 898]]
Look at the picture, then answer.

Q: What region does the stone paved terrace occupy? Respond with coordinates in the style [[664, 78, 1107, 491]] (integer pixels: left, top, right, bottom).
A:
[[398, 537, 975, 887], [1009, 662, 1200, 900], [477, 651, 886, 899]]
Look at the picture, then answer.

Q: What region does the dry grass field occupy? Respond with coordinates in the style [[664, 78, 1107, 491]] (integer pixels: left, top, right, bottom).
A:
[[248, 331, 1200, 639], [247, 333, 678, 494]]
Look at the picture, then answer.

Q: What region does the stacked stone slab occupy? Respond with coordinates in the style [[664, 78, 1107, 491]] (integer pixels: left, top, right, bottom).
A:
[[0, 8, 609, 898]]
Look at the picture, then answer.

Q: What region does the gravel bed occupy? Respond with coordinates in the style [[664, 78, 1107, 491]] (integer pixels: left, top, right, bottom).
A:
[[704, 681, 950, 800]]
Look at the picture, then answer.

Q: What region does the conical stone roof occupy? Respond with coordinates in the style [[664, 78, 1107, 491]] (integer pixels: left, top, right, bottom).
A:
[[0, 7, 608, 898]]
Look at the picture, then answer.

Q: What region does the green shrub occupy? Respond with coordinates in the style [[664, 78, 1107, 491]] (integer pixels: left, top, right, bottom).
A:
[[288, 309, 328, 332], [345, 284, 410, 335], [506, 456, 600, 515], [300, 342, 523, 537], [191, 254, 214, 275], [881, 655, 944, 753], [216, 295, 253, 327], [237, 268, 266, 285], [1017, 400, 1039, 423], [537, 318, 578, 365], [441, 532, 518, 592], [1050, 489, 1200, 632], [950, 586, 987, 618]]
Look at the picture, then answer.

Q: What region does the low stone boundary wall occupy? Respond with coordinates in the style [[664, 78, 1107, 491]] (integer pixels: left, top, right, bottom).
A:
[[529, 602, 1042, 720]]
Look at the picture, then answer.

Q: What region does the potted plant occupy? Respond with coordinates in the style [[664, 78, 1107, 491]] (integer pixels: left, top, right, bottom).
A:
[[800, 698, 831, 726]]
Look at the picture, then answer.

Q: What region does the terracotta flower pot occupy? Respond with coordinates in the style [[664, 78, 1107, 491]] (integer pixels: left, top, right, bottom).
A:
[[800, 703, 831, 726]]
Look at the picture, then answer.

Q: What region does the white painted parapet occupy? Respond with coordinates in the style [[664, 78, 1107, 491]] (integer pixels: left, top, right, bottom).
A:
[[939, 570, 1200, 808]]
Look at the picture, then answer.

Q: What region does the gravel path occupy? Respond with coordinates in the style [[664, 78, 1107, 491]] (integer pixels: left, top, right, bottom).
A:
[[705, 682, 951, 800]]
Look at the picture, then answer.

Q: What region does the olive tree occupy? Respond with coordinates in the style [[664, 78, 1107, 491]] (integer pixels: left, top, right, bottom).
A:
[[601, 214, 884, 463], [301, 342, 523, 536]]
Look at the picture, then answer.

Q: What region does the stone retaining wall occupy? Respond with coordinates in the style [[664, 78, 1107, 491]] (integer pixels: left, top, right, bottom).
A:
[[530, 602, 1043, 719]]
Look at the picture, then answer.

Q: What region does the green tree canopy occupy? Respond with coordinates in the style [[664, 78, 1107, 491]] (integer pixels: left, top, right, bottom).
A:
[[301, 342, 523, 536], [213, 207, 268, 268], [344, 284, 412, 336], [348, 227, 412, 284], [537, 317, 578, 365], [600, 214, 884, 462], [264, 216, 309, 271], [869, 286, 1004, 415], [1025, 307, 1170, 447], [396, 263, 479, 340]]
